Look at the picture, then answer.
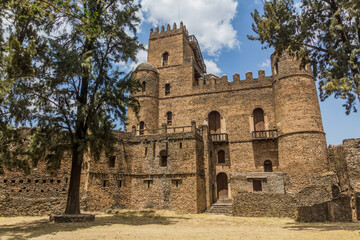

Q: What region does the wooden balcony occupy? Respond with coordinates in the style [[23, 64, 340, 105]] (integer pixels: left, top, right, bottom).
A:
[[210, 133, 228, 143], [252, 130, 278, 140]]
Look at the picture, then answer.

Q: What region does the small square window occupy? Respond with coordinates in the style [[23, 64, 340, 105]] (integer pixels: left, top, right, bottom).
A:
[[253, 180, 262, 192]]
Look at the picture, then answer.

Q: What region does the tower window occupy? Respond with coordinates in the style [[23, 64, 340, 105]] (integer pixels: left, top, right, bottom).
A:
[[160, 150, 167, 167], [253, 180, 262, 192], [165, 84, 171, 95], [117, 180, 122, 188], [144, 180, 153, 188], [166, 111, 173, 126], [253, 108, 265, 132], [264, 160, 273, 172], [162, 52, 169, 66], [218, 150, 225, 164], [139, 121, 145, 135], [109, 156, 115, 168], [142, 81, 146, 91]]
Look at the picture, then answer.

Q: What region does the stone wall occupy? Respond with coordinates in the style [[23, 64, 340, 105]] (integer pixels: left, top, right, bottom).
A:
[[297, 195, 352, 222], [232, 193, 296, 218]]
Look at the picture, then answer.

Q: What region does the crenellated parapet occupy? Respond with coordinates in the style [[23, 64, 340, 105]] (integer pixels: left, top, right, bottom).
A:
[[150, 21, 189, 40], [192, 69, 273, 93]]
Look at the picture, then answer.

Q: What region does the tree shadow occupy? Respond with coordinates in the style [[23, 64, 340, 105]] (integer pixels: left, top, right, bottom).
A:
[[283, 221, 360, 232], [0, 210, 190, 240]]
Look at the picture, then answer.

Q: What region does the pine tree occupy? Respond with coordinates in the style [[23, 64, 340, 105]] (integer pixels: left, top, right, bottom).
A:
[[249, 0, 360, 114], [1, 0, 143, 214]]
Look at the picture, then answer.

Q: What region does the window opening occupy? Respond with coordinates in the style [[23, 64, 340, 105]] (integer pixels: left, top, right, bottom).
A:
[[218, 150, 225, 164], [160, 150, 168, 167], [166, 111, 173, 126], [144, 180, 153, 188], [253, 108, 265, 134], [142, 81, 146, 91], [162, 52, 169, 66], [102, 180, 109, 188], [139, 121, 145, 135], [117, 180, 122, 188], [253, 180, 262, 191], [109, 156, 116, 168], [208, 111, 221, 134], [165, 84, 171, 95], [264, 160, 273, 172], [179, 142, 182, 149]]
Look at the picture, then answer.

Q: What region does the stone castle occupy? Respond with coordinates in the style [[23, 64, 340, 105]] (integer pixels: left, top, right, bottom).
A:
[[1, 22, 359, 221]]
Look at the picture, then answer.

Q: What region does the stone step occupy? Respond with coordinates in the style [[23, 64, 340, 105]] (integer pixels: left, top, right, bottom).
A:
[[207, 203, 233, 215]]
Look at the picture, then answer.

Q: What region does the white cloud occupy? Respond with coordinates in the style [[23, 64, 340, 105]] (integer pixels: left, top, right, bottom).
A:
[[204, 59, 221, 75], [260, 59, 270, 68], [140, 0, 239, 56]]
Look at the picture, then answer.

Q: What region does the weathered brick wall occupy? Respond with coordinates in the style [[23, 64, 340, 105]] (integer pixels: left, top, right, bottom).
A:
[[0, 159, 88, 216], [328, 144, 350, 192], [232, 193, 297, 218]]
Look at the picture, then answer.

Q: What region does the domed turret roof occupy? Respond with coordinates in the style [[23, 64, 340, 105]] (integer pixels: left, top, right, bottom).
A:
[[136, 62, 158, 73]]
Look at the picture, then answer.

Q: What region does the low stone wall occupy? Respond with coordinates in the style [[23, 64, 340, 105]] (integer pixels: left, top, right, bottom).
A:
[[232, 193, 297, 218], [297, 195, 352, 222]]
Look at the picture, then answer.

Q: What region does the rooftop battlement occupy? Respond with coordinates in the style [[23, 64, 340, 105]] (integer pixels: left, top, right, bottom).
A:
[[191, 68, 273, 93], [150, 21, 189, 40]]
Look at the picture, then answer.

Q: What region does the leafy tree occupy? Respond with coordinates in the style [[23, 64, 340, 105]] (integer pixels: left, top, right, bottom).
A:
[[249, 0, 360, 114], [2, 0, 143, 214]]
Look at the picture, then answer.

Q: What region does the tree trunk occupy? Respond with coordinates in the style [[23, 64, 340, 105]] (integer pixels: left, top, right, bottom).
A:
[[64, 143, 83, 214]]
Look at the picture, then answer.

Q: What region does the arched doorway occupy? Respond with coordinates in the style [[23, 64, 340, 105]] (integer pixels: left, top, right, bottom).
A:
[[253, 108, 265, 131], [216, 172, 228, 200], [208, 111, 221, 134]]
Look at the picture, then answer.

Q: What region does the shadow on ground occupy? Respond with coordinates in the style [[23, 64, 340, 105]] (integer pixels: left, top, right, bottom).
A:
[[0, 210, 189, 240], [284, 222, 360, 231]]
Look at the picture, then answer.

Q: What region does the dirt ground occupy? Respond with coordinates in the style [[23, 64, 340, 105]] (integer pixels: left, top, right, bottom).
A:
[[1, 210, 360, 240]]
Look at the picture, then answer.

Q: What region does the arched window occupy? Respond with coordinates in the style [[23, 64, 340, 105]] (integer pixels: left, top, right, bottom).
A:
[[162, 52, 169, 66], [166, 111, 172, 126], [139, 121, 145, 135], [165, 84, 171, 95], [160, 150, 167, 167], [142, 81, 146, 91], [264, 160, 273, 172], [253, 108, 265, 132], [208, 111, 221, 134], [218, 150, 225, 164]]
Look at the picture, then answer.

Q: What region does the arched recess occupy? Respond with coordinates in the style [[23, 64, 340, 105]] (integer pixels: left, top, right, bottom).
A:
[[253, 108, 265, 131], [208, 111, 221, 134], [264, 160, 273, 172], [216, 172, 228, 200]]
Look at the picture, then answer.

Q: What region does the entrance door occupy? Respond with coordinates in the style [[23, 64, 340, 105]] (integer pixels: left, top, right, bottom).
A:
[[216, 172, 228, 200], [209, 111, 221, 134]]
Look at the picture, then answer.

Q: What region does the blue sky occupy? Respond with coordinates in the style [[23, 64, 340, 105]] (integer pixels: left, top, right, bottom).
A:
[[126, 0, 359, 145]]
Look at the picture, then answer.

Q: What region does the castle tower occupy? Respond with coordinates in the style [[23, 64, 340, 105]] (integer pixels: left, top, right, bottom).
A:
[[126, 62, 159, 133], [147, 22, 206, 100], [272, 52, 329, 192]]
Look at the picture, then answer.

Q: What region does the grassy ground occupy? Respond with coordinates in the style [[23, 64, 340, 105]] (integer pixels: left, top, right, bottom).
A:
[[1, 210, 360, 240]]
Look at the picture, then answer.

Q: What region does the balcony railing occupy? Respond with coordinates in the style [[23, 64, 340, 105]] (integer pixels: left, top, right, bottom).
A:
[[252, 130, 278, 140], [210, 133, 228, 143]]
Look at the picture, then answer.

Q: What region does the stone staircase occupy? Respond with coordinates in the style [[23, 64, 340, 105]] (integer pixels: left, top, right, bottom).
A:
[[207, 199, 233, 215]]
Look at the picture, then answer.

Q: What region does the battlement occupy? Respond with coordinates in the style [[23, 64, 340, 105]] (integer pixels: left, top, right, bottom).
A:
[[192, 67, 273, 93], [150, 21, 189, 40]]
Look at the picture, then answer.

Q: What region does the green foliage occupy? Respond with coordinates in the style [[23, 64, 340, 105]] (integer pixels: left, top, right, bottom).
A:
[[0, 0, 143, 173], [249, 0, 360, 114]]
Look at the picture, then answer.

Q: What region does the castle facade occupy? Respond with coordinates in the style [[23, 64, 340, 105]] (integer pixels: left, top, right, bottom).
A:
[[1, 23, 359, 220]]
